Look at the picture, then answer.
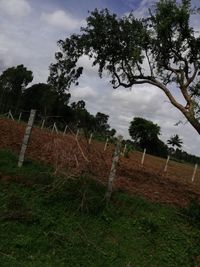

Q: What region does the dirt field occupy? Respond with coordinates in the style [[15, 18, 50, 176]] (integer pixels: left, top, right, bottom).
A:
[[0, 117, 200, 207]]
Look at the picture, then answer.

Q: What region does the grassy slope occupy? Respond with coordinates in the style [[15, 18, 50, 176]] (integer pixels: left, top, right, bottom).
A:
[[0, 150, 200, 267]]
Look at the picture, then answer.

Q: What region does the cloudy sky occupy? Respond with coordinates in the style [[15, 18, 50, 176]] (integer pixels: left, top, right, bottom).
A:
[[0, 0, 200, 156]]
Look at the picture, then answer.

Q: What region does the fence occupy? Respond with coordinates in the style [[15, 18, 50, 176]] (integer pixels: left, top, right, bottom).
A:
[[0, 108, 200, 188]]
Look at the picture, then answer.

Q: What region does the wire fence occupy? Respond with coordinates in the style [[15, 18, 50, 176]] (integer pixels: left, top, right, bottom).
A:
[[0, 107, 200, 188]]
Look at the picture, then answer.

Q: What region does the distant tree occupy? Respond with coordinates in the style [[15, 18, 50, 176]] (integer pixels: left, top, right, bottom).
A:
[[22, 83, 56, 116], [0, 65, 33, 113], [49, 0, 200, 135], [129, 117, 160, 147], [71, 100, 96, 132], [129, 117, 167, 157], [95, 112, 110, 134], [167, 134, 183, 149]]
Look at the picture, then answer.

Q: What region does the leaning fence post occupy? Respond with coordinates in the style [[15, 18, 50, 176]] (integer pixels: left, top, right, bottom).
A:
[[104, 138, 109, 151], [191, 164, 198, 183], [89, 133, 93, 145], [164, 155, 170, 172], [41, 119, 45, 129], [18, 112, 22, 122], [8, 110, 14, 121], [76, 129, 79, 140], [122, 144, 127, 157], [63, 125, 68, 136], [105, 135, 123, 202], [51, 123, 58, 134], [141, 148, 146, 165], [18, 109, 36, 167]]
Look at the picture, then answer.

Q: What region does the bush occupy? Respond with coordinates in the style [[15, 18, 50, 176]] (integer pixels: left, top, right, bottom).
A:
[[46, 174, 106, 214], [182, 199, 200, 227]]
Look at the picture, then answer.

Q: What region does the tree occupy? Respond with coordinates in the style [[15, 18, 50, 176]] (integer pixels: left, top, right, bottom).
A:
[[0, 65, 33, 113], [129, 117, 160, 147], [95, 112, 110, 134], [22, 83, 56, 116], [167, 134, 183, 148], [49, 0, 200, 135], [129, 117, 168, 157]]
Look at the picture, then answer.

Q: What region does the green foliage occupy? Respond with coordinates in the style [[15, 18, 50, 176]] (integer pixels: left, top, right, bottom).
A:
[[0, 149, 200, 266], [49, 0, 200, 134], [129, 117, 168, 157], [0, 65, 33, 114], [172, 148, 200, 164], [167, 134, 183, 149], [46, 174, 106, 215]]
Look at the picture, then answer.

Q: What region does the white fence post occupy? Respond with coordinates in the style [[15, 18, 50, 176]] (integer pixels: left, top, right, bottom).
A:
[[105, 135, 123, 202], [41, 119, 45, 129], [63, 125, 68, 136], [18, 112, 22, 122], [164, 155, 170, 172], [89, 133, 93, 145], [18, 109, 36, 167], [104, 138, 108, 151], [191, 164, 198, 183], [51, 123, 58, 134], [8, 110, 14, 121], [141, 148, 146, 165], [76, 129, 79, 140], [122, 144, 127, 157]]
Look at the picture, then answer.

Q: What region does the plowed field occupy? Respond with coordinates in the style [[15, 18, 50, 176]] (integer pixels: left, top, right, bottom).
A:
[[0, 117, 200, 207]]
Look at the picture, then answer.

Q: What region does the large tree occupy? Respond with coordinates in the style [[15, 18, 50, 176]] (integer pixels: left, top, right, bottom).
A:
[[0, 65, 33, 113], [49, 0, 200, 134], [129, 117, 168, 156]]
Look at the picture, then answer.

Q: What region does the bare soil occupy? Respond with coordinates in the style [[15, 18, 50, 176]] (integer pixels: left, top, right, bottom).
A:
[[0, 117, 200, 207]]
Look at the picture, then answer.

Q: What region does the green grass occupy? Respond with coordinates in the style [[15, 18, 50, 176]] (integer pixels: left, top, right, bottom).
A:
[[0, 149, 200, 267]]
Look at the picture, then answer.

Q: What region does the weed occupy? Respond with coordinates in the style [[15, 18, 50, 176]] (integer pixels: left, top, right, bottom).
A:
[[182, 198, 200, 228]]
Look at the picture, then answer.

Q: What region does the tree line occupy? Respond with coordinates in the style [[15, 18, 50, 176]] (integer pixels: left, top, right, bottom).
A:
[[0, 64, 116, 138], [0, 64, 199, 164]]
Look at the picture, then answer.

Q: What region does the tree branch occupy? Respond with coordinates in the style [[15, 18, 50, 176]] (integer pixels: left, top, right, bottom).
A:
[[145, 50, 154, 77]]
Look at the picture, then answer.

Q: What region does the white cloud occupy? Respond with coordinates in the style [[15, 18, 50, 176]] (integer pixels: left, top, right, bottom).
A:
[[71, 86, 98, 99], [0, 0, 31, 17], [41, 10, 85, 30]]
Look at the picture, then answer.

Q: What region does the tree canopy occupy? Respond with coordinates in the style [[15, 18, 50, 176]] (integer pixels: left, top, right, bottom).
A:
[[167, 134, 183, 148], [0, 64, 33, 113], [129, 117, 168, 157], [49, 0, 200, 134]]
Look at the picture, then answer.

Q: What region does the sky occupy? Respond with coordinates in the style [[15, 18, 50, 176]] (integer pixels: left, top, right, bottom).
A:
[[0, 0, 199, 156]]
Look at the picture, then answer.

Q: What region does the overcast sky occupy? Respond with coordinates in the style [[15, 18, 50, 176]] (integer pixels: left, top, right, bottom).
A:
[[0, 0, 199, 156]]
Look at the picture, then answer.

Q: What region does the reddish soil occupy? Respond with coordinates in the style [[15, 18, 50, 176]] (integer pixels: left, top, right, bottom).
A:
[[0, 117, 200, 207]]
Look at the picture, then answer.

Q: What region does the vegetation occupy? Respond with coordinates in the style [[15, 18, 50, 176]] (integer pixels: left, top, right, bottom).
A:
[[49, 0, 200, 134], [0, 149, 200, 267], [0, 70, 115, 138], [167, 134, 183, 149], [129, 117, 168, 157]]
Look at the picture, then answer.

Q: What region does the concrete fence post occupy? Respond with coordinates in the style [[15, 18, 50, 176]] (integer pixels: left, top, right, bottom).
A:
[[104, 138, 109, 151], [51, 123, 58, 134], [63, 125, 68, 136], [18, 112, 22, 122], [41, 119, 45, 129], [122, 144, 127, 157], [76, 129, 79, 140], [192, 164, 198, 183], [164, 155, 170, 172], [8, 110, 14, 121], [105, 135, 123, 202], [89, 133, 93, 145], [18, 109, 36, 167], [141, 148, 146, 165]]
